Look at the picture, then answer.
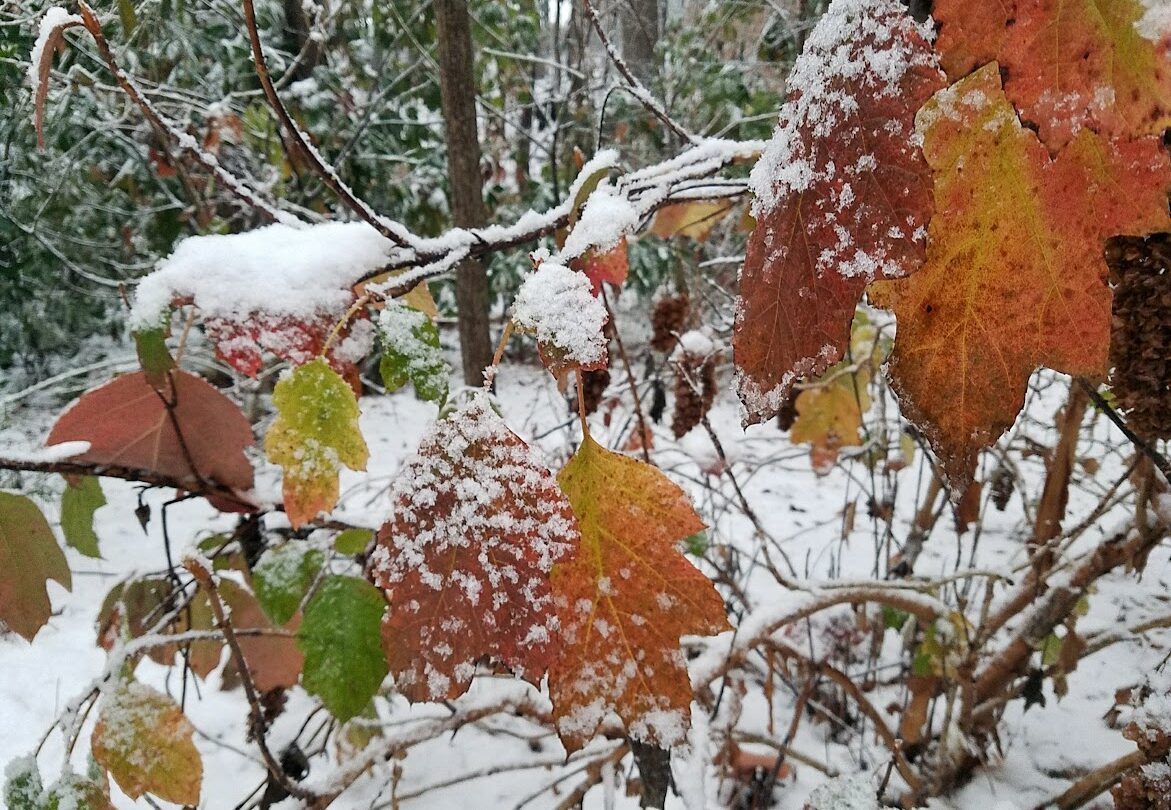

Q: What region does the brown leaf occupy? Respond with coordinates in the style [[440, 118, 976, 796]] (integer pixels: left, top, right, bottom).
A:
[[47, 370, 255, 499], [32, 9, 83, 150], [733, 0, 945, 423]]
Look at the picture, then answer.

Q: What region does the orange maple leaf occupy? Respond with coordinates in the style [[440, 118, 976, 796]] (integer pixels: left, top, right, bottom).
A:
[[550, 435, 728, 753], [733, 0, 945, 424], [370, 394, 579, 701], [869, 64, 1171, 487], [934, 0, 1171, 150]]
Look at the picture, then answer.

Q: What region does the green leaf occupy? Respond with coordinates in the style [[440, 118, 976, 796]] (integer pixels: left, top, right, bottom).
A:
[[882, 605, 909, 631], [683, 530, 708, 556], [133, 328, 174, 390], [91, 682, 201, 804], [264, 358, 369, 528], [42, 772, 113, 810], [296, 575, 388, 722], [253, 544, 325, 626], [117, 0, 137, 34], [3, 756, 43, 810], [0, 492, 71, 641], [60, 477, 105, 558], [377, 302, 449, 404], [334, 528, 373, 555]]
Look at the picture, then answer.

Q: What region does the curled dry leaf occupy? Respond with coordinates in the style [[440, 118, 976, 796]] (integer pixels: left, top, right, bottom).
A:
[[31, 7, 83, 150]]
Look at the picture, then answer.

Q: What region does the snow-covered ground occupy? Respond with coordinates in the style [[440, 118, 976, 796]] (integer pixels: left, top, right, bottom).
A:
[[1, 333, 1167, 809]]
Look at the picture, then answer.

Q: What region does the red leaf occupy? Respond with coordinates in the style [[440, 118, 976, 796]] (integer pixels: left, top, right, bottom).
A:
[[570, 238, 629, 294], [46, 370, 254, 498], [732, 0, 945, 424], [369, 394, 578, 700], [205, 312, 369, 386]]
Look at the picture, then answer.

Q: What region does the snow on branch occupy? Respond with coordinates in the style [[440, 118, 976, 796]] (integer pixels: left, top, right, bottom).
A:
[[129, 221, 396, 330]]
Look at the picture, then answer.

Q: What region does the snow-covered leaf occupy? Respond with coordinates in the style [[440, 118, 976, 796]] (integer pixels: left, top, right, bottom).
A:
[[369, 393, 579, 701], [733, 0, 944, 424], [91, 681, 202, 804], [377, 301, 449, 404], [512, 262, 608, 382]]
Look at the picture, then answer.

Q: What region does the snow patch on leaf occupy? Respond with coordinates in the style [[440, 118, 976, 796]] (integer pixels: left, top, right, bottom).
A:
[[749, 0, 937, 215], [512, 262, 608, 371]]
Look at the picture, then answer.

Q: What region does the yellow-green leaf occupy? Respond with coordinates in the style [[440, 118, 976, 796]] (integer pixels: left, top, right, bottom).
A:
[[265, 358, 369, 528], [60, 476, 105, 558], [0, 492, 71, 641], [91, 682, 202, 804]]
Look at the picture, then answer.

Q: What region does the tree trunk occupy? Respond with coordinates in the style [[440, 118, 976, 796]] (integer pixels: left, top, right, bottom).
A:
[[619, 0, 660, 85], [432, 0, 493, 386]]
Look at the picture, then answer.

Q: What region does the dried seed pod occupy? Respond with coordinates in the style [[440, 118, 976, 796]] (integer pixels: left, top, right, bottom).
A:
[[1107, 233, 1171, 440], [672, 333, 719, 439], [775, 393, 799, 431], [1113, 764, 1171, 810], [990, 463, 1015, 511], [578, 368, 611, 416], [651, 294, 690, 353]]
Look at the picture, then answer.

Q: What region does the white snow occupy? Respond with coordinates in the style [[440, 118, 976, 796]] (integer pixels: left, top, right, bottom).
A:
[[558, 185, 639, 262], [1137, 0, 1171, 41], [511, 262, 608, 368], [806, 774, 879, 809], [130, 221, 396, 329], [0, 441, 90, 464]]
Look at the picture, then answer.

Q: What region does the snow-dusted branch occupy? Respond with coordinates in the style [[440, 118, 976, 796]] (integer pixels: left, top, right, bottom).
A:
[[65, 2, 301, 226], [240, 0, 418, 248], [579, 0, 697, 144]]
